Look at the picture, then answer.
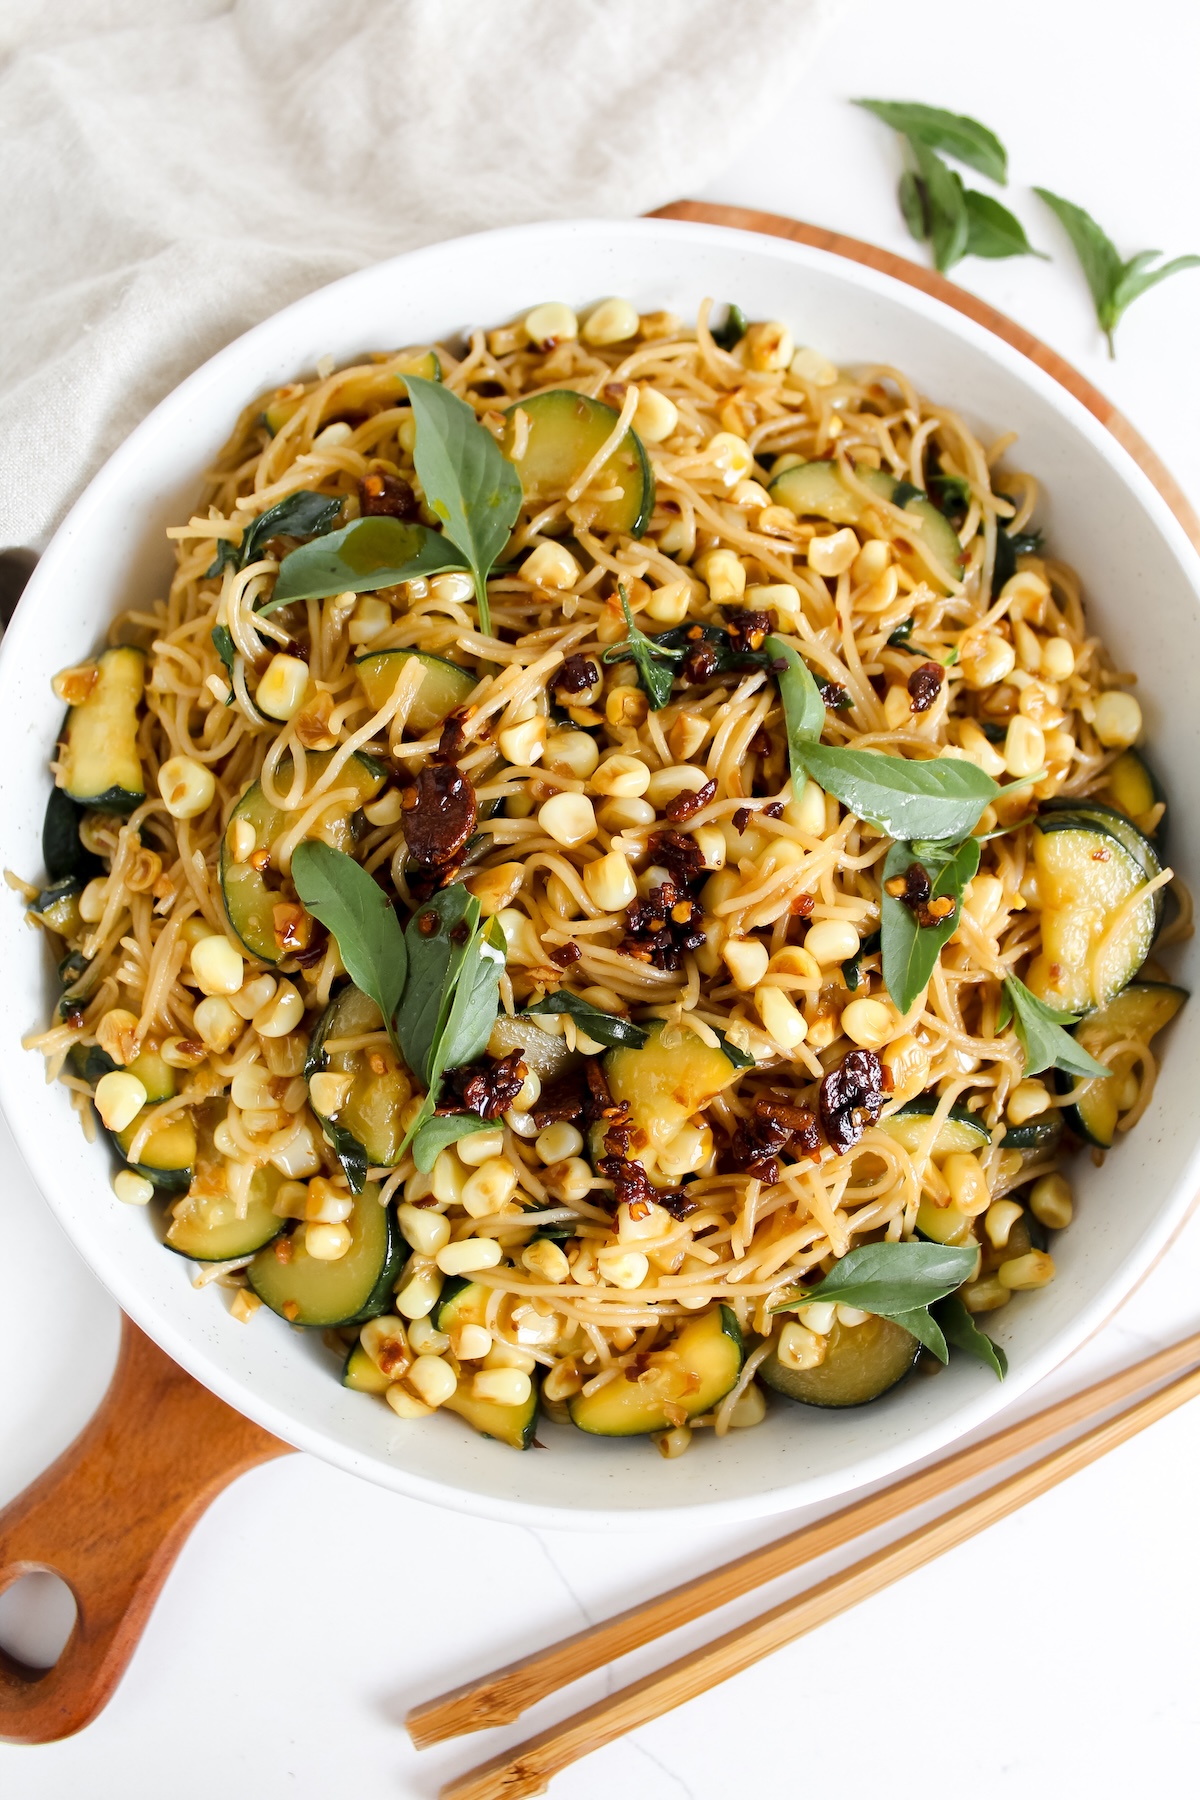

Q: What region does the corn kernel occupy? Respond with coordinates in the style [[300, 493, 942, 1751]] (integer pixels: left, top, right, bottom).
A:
[[998, 1249, 1056, 1290], [538, 792, 597, 848], [590, 753, 650, 799], [543, 731, 599, 780], [94, 1070, 147, 1132], [396, 1202, 452, 1257], [706, 431, 753, 485], [943, 1152, 991, 1217], [1008, 1079, 1051, 1125], [407, 1354, 458, 1407], [497, 716, 547, 766], [804, 919, 859, 965], [305, 1178, 353, 1224], [256, 653, 310, 722], [1003, 715, 1045, 779], [1029, 1173, 1074, 1231], [253, 979, 304, 1037], [473, 1367, 532, 1406], [755, 985, 808, 1049], [408, 1316, 450, 1356], [524, 302, 577, 348], [656, 1121, 713, 1177], [985, 1199, 1025, 1249], [789, 346, 838, 386], [634, 387, 678, 443], [654, 1425, 693, 1458], [777, 1321, 825, 1371], [645, 581, 692, 625], [723, 937, 770, 989], [395, 1263, 444, 1319], [461, 1156, 519, 1218], [784, 780, 827, 837], [452, 1323, 493, 1361], [840, 997, 894, 1050], [453, 1128, 503, 1168], [113, 1168, 154, 1205], [309, 1070, 353, 1117], [960, 633, 1016, 689], [696, 548, 747, 603], [363, 788, 403, 827], [190, 934, 244, 997], [385, 1385, 432, 1419], [1094, 690, 1142, 748], [522, 541, 581, 590], [962, 1275, 1012, 1313], [347, 595, 391, 644], [536, 1121, 584, 1164], [78, 876, 109, 922], [522, 1238, 571, 1283], [808, 528, 859, 577], [159, 755, 216, 820], [1041, 636, 1075, 681], [581, 297, 639, 345], [193, 996, 241, 1052], [436, 1237, 503, 1276], [596, 1246, 649, 1289]]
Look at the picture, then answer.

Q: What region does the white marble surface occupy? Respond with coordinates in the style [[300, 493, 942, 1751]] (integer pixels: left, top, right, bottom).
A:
[[3, 2, 1200, 1793]]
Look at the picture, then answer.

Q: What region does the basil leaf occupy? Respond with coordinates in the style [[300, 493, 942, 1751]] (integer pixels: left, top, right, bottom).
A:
[[935, 1293, 1008, 1380], [908, 139, 969, 274], [398, 884, 479, 1087], [992, 508, 1044, 594], [797, 742, 998, 842], [290, 843, 407, 1056], [411, 1111, 498, 1174], [207, 489, 342, 578], [711, 303, 747, 351], [528, 990, 648, 1050], [436, 916, 507, 1077], [931, 474, 971, 518], [898, 170, 929, 243], [601, 584, 683, 710], [964, 190, 1047, 262], [404, 376, 522, 637], [211, 625, 236, 705], [855, 100, 1008, 184], [886, 616, 915, 648], [322, 1118, 369, 1195], [766, 634, 826, 791], [772, 1241, 978, 1367], [712, 1028, 756, 1071], [1035, 188, 1200, 356], [885, 1305, 949, 1364], [266, 516, 468, 610], [652, 622, 772, 676], [881, 835, 981, 1014], [1002, 974, 1112, 1080], [842, 929, 880, 991], [891, 480, 923, 509]]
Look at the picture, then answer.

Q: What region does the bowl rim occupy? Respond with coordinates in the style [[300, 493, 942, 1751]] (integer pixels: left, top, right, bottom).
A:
[[4, 212, 1200, 1530]]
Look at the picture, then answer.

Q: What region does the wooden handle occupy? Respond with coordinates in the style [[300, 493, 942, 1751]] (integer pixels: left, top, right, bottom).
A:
[[408, 1328, 1200, 1746], [0, 1316, 290, 1743], [441, 1361, 1200, 1800]]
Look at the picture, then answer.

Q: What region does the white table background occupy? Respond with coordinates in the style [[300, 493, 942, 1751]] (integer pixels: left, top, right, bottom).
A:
[[4, 2, 1200, 1793]]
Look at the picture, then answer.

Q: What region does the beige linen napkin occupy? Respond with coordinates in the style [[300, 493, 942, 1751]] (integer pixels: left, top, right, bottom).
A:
[[0, 0, 842, 547]]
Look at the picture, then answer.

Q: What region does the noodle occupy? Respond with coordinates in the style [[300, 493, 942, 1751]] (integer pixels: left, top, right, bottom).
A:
[[23, 295, 1188, 1456]]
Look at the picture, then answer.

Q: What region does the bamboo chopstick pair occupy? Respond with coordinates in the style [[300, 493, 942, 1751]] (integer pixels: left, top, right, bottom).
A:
[[407, 1329, 1200, 1800]]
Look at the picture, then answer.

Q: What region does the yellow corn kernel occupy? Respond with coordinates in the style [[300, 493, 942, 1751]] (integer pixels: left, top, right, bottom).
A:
[[840, 996, 894, 1050], [193, 996, 241, 1052], [743, 320, 794, 371], [253, 980, 304, 1038], [460, 1156, 518, 1218], [522, 1238, 571, 1283], [596, 1246, 649, 1289], [1008, 1079, 1051, 1125], [695, 548, 747, 603], [543, 731, 600, 780], [538, 792, 598, 848], [723, 937, 770, 989], [1003, 715, 1045, 779], [1093, 690, 1142, 748], [304, 1221, 352, 1260], [590, 753, 650, 799], [1041, 635, 1075, 681], [113, 1168, 155, 1206], [788, 345, 838, 386], [256, 654, 310, 722], [755, 985, 808, 1049], [807, 528, 859, 577], [804, 919, 859, 966], [347, 595, 391, 645], [984, 1199, 1025, 1249], [634, 387, 678, 443], [645, 580, 692, 625], [436, 1237, 503, 1277], [654, 1425, 693, 1458], [522, 541, 581, 590], [998, 1249, 1056, 1291], [581, 297, 639, 345], [777, 1321, 825, 1371], [385, 1385, 433, 1419], [524, 301, 577, 348], [456, 1128, 505, 1167], [159, 755, 216, 820], [1029, 1173, 1074, 1231], [407, 1354, 458, 1407], [396, 1202, 451, 1257], [497, 716, 547, 766], [473, 1367, 533, 1407], [960, 633, 1016, 689]]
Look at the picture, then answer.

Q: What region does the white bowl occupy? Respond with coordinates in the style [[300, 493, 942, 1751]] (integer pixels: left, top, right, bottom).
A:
[[2, 217, 1198, 1530]]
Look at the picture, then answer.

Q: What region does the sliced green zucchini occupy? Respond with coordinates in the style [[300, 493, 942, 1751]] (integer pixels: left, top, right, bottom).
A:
[[34, 878, 83, 939], [1001, 1114, 1063, 1153], [759, 1312, 919, 1408], [603, 1022, 741, 1167], [219, 749, 386, 962], [488, 1014, 579, 1083], [307, 984, 411, 1172], [1039, 799, 1164, 932], [769, 461, 962, 591], [1025, 813, 1160, 1012], [432, 1276, 491, 1334], [1064, 981, 1186, 1148], [568, 1306, 743, 1436], [502, 390, 653, 537], [878, 1096, 991, 1157], [343, 1342, 392, 1394], [915, 1201, 974, 1246], [42, 785, 101, 885], [106, 1045, 197, 1192], [355, 648, 476, 736], [263, 350, 441, 434], [247, 1184, 406, 1326], [1103, 750, 1162, 828], [165, 1165, 285, 1259], [444, 1373, 540, 1450], [57, 646, 146, 812]]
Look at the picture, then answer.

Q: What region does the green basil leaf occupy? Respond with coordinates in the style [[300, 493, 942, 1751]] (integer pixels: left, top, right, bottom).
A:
[[886, 616, 915, 648], [652, 622, 772, 676], [398, 884, 479, 1087], [796, 742, 998, 842], [884, 1305, 950, 1364], [266, 516, 468, 610], [909, 139, 969, 274], [992, 509, 1045, 594], [842, 929, 880, 991], [711, 303, 748, 351], [411, 1111, 498, 1174], [404, 376, 523, 636], [898, 170, 930, 243], [601, 585, 683, 709], [435, 916, 507, 1078], [527, 990, 648, 1050], [1033, 190, 1199, 355], [766, 634, 826, 793], [210, 625, 236, 705], [855, 100, 1008, 184], [891, 480, 923, 509], [881, 835, 981, 1014], [964, 190, 1047, 261], [712, 1028, 756, 1071], [207, 489, 342, 578], [935, 1293, 1007, 1379], [1002, 974, 1112, 1080], [290, 843, 406, 1057], [322, 1117, 369, 1194], [931, 474, 972, 517], [1107, 251, 1200, 347], [772, 1240, 979, 1315]]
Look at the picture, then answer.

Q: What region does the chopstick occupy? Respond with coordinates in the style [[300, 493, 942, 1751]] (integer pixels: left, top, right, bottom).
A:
[[438, 1355, 1200, 1800], [408, 1327, 1200, 1748]]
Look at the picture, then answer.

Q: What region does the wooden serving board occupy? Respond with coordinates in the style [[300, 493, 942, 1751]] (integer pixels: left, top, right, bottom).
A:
[[2, 200, 1195, 1748]]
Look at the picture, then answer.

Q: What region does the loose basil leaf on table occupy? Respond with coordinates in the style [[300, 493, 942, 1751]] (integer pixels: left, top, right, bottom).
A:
[[404, 375, 523, 638], [1034, 188, 1200, 357], [854, 99, 1008, 184], [290, 842, 407, 1058], [527, 990, 648, 1050], [907, 138, 970, 274], [601, 585, 684, 710], [964, 191, 1047, 262], [772, 1240, 979, 1365], [881, 834, 981, 1015], [898, 169, 929, 244], [206, 489, 343, 579], [1000, 974, 1111, 1081], [935, 1292, 1008, 1380], [265, 516, 469, 610], [798, 742, 998, 843], [398, 884, 480, 1087], [411, 1110, 499, 1174]]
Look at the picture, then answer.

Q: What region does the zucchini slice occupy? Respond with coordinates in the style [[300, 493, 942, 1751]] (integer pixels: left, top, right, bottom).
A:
[[355, 648, 475, 736], [502, 390, 654, 537], [603, 1022, 741, 1169], [759, 1312, 919, 1408], [488, 1014, 580, 1083], [1001, 1115, 1063, 1153], [42, 785, 101, 885], [444, 1374, 540, 1450], [1025, 813, 1160, 1012], [112, 1046, 197, 1192], [1065, 980, 1186, 1148], [34, 878, 83, 939], [263, 350, 441, 435], [1103, 750, 1162, 829], [1039, 798, 1164, 930], [878, 1096, 991, 1157], [769, 461, 962, 592], [307, 984, 411, 1173], [247, 1185, 406, 1326], [343, 1342, 392, 1394], [219, 749, 386, 962], [568, 1306, 743, 1436], [57, 646, 146, 812], [432, 1276, 490, 1333], [915, 1201, 975, 1246], [165, 1166, 285, 1259]]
